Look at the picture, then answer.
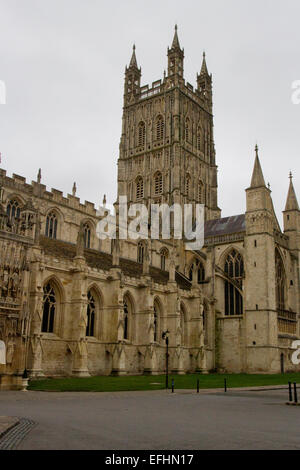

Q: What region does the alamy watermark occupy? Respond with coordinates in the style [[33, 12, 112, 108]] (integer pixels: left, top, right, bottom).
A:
[[0, 80, 6, 104], [291, 340, 300, 365], [291, 80, 300, 104], [96, 196, 204, 251]]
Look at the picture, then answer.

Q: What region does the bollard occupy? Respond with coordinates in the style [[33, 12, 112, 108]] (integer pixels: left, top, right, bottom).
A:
[[288, 382, 293, 402], [171, 378, 174, 393], [224, 378, 227, 393], [294, 382, 298, 403], [197, 379, 199, 394]]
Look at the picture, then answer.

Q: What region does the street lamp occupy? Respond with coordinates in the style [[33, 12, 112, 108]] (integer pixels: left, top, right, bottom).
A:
[[162, 330, 169, 389]]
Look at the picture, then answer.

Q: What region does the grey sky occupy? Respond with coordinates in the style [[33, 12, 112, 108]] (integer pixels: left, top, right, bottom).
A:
[[0, 0, 299, 226]]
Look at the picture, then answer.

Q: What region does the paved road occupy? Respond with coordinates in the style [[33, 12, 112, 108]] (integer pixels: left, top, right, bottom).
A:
[[0, 389, 299, 450]]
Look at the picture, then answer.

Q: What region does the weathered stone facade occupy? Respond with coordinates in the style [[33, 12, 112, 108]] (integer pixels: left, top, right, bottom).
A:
[[0, 27, 299, 389]]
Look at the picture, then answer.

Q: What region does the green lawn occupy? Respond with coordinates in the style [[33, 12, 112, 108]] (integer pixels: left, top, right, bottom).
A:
[[28, 372, 300, 392]]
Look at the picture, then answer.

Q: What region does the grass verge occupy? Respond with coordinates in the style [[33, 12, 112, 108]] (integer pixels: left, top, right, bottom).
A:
[[28, 372, 300, 392]]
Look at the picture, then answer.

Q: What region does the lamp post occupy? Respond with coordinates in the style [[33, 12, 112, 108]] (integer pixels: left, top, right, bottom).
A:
[[162, 330, 169, 389]]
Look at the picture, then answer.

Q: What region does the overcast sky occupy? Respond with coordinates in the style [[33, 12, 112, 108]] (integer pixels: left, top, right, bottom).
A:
[[0, 0, 299, 226]]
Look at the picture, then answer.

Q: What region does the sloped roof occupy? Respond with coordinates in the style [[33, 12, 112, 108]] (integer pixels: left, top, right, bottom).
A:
[[205, 214, 246, 238], [39, 236, 190, 289]]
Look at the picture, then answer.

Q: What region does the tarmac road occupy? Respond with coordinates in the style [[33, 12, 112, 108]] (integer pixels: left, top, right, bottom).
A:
[[0, 388, 299, 450]]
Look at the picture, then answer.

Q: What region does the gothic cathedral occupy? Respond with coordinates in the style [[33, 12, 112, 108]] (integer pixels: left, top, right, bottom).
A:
[[0, 27, 299, 389]]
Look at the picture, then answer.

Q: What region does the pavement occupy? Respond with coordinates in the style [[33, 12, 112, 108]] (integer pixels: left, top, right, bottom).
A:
[[0, 416, 19, 438], [0, 387, 299, 450]]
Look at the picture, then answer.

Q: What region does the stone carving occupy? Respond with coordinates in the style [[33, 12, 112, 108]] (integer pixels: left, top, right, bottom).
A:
[[6, 337, 15, 365]]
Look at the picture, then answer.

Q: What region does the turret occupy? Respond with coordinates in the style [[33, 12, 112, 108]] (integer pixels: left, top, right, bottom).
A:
[[283, 172, 300, 251], [124, 45, 141, 104], [167, 25, 184, 83], [245, 145, 274, 229], [197, 52, 212, 111], [244, 146, 279, 372]]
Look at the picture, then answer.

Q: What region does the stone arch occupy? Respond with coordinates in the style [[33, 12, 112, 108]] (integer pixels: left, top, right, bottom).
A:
[[218, 244, 244, 268], [188, 257, 205, 283], [123, 291, 136, 342], [5, 193, 26, 207], [223, 248, 244, 316], [86, 283, 104, 339], [5, 195, 25, 220], [41, 275, 65, 336]]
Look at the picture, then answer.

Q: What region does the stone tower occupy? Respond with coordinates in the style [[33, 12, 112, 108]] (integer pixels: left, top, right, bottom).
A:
[[283, 173, 300, 319], [117, 26, 221, 223], [244, 146, 280, 372]]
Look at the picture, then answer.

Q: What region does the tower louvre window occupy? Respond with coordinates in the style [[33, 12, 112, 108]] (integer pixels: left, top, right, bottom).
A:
[[154, 172, 163, 195], [138, 121, 145, 147], [136, 177, 144, 200], [156, 115, 164, 141]]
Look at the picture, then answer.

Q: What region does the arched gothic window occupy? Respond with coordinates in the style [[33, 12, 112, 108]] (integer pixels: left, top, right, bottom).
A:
[[160, 248, 168, 271], [153, 299, 162, 343], [45, 211, 58, 239], [123, 300, 129, 340], [180, 303, 187, 346], [42, 282, 56, 333], [138, 121, 146, 147], [136, 177, 144, 200], [224, 250, 244, 316], [154, 172, 163, 195], [156, 115, 164, 141], [137, 241, 144, 264], [123, 295, 133, 340], [189, 259, 205, 283], [6, 199, 21, 219], [83, 223, 91, 249], [86, 290, 95, 337], [275, 249, 285, 311]]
